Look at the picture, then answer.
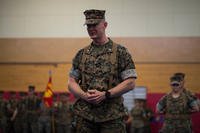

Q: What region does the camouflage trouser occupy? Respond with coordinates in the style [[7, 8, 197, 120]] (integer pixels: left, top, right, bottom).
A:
[[55, 123, 71, 133], [23, 121, 38, 133], [23, 113, 39, 133], [160, 127, 192, 133], [0, 117, 7, 133], [38, 117, 51, 133], [14, 117, 24, 133], [76, 116, 126, 133]]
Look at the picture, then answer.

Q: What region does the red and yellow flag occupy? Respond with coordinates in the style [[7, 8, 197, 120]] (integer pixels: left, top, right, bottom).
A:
[[43, 72, 53, 107]]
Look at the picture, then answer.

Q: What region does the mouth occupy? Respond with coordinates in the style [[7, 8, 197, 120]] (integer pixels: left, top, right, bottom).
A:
[[89, 29, 96, 33], [89, 31, 97, 37]]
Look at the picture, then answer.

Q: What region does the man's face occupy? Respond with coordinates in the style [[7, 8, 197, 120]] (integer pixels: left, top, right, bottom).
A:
[[28, 91, 34, 96], [86, 20, 107, 40]]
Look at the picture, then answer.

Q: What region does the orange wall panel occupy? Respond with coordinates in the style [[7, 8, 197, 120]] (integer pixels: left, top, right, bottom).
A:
[[0, 37, 199, 93], [136, 63, 200, 93], [0, 63, 199, 93]]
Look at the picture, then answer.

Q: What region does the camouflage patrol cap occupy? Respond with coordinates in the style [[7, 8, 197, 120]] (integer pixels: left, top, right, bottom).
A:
[[84, 9, 105, 25], [174, 72, 185, 81]]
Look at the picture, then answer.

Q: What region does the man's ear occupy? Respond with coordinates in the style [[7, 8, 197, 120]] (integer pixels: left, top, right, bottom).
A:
[[104, 21, 108, 28]]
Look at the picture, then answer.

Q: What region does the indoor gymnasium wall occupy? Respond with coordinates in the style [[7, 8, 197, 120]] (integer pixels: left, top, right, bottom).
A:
[[0, 37, 199, 93], [0, 0, 199, 92]]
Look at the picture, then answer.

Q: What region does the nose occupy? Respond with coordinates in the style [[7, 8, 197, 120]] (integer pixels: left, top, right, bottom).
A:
[[87, 24, 97, 29]]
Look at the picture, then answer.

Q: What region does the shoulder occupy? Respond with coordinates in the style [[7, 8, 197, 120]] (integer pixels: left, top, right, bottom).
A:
[[183, 89, 198, 100], [110, 40, 128, 52], [115, 44, 133, 63], [72, 47, 85, 65], [113, 43, 131, 59], [115, 44, 129, 54], [74, 48, 85, 59], [159, 94, 169, 102], [184, 89, 196, 96]]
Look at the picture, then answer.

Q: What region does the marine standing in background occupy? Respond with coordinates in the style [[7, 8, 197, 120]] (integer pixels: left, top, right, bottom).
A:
[[12, 92, 26, 133], [68, 9, 137, 133], [173, 72, 200, 111], [129, 98, 153, 133], [0, 91, 16, 133], [23, 85, 41, 133], [156, 76, 199, 133], [4, 92, 17, 133], [38, 98, 52, 133], [54, 93, 72, 133]]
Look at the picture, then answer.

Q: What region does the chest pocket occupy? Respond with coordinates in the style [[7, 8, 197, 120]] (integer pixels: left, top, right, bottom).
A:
[[80, 43, 118, 90], [85, 53, 112, 77], [166, 93, 187, 114]]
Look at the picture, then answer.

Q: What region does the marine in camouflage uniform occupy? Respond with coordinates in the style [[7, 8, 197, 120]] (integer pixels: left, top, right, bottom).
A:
[[173, 72, 200, 131], [1, 99, 9, 133], [130, 99, 153, 133], [54, 93, 72, 133], [12, 92, 27, 133], [23, 85, 41, 133], [68, 9, 137, 133], [156, 76, 199, 133], [1, 93, 16, 133], [174, 72, 200, 111], [0, 94, 8, 133], [38, 99, 52, 133]]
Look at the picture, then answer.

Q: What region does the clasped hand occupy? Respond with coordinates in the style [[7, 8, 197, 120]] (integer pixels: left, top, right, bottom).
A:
[[84, 89, 106, 105]]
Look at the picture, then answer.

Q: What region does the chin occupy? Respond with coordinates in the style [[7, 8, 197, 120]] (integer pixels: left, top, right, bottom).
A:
[[90, 36, 97, 40], [174, 90, 179, 93]]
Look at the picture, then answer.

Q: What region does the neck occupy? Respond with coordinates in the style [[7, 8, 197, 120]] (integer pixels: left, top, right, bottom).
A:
[[172, 90, 182, 97], [93, 36, 109, 45]]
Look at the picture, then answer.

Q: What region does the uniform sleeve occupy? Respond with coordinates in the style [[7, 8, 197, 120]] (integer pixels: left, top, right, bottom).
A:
[[69, 49, 84, 81], [118, 45, 137, 81], [156, 95, 167, 113], [186, 91, 199, 109]]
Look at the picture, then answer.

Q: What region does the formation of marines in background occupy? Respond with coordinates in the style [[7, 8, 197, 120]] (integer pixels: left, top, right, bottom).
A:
[[0, 85, 75, 133], [0, 72, 199, 133]]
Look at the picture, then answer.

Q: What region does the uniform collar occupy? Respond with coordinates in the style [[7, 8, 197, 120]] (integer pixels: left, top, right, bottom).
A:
[[86, 38, 113, 55]]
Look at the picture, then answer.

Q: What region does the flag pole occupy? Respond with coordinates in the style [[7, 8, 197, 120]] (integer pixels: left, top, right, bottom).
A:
[[49, 70, 55, 133], [49, 70, 52, 77]]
